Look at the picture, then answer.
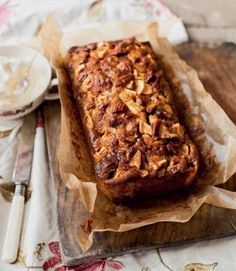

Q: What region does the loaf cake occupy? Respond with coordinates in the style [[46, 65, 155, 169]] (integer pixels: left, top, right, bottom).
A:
[[65, 38, 199, 202]]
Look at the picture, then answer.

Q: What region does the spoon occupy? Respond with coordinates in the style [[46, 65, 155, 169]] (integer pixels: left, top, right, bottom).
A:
[[0, 50, 38, 99]]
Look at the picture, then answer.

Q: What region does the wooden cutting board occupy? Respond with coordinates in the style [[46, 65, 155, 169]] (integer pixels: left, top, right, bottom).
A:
[[44, 42, 236, 265]]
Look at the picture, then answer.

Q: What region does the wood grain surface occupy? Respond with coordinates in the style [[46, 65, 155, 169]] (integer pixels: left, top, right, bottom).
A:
[[44, 42, 236, 265]]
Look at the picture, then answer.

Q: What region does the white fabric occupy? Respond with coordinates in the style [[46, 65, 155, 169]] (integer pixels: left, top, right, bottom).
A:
[[0, 1, 235, 271], [0, 0, 188, 45], [0, 119, 22, 180], [162, 0, 236, 44], [22, 127, 58, 267]]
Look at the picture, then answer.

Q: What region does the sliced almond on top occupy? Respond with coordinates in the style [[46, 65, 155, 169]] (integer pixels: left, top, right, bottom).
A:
[[75, 63, 85, 76], [159, 124, 177, 139], [119, 88, 136, 102], [94, 146, 107, 161], [84, 111, 94, 129], [82, 74, 93, 90], [180, 144, 190, 155], [135, 64, 145, 73], [172, 123, 185, 138], [126, 100, 143, 115], [128, 50, 142, 62], [149, 115, 158, 125], [97, 95, 108, 105], [135, 79, 145, 94], [157, 94, 168, 103], [119, 90, 143, 115], [126, 119, 137, 132], [139, 169, 149, 177], [146, 100, 157, 113], [97, 42, 109, 58], [97, 49, 107, 58], [139, 120, 152, 135], [146, 54, 157, 66], [148, 155, 167, 171], [163, 104, 173, 114], [139, 112, 147, 122], [142, 134, 153, 147], [129, 150, 142, 169], [126, 80, 134, 89], [158, 159, 168, 167]]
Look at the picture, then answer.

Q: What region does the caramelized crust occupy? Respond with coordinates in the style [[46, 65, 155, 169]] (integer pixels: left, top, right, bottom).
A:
[[65, 38, 199, 201]]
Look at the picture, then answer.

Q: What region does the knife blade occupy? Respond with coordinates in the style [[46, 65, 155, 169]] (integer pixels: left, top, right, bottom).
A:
[[13, 113, 36, 184], [2, 113, 36, 263]]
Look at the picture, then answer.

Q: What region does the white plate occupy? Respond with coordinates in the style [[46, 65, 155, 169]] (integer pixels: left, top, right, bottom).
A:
[[0, 46, 52, 120]]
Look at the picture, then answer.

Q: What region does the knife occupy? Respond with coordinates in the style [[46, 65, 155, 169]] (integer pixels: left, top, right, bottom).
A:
[[2, 113, 36, 263]]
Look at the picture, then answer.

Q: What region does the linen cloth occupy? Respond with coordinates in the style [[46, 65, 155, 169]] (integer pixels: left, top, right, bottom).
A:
[[162, 0, 236, 44], [0, 0, 188, 45], [0, 1, 236, 271]]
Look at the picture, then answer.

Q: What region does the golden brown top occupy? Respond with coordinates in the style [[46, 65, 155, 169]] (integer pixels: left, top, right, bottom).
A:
[[66, 38, 198, 183]]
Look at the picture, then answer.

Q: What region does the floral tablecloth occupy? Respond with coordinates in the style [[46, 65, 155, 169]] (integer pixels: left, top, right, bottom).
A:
[[0, 1, 236, 270]]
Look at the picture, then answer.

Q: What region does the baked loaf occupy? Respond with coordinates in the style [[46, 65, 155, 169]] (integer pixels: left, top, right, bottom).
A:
[[65, 38, 199, 202]]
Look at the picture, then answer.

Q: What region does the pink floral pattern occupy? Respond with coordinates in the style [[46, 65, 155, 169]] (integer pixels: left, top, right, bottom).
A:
[[0, 1, 13, 26], [43, 242, 124, 271]]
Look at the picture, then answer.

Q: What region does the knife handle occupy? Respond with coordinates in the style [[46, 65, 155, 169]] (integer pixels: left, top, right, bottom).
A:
[[2, 184, 25, 263]]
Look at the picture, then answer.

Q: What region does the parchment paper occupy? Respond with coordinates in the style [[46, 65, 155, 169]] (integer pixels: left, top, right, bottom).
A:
[[39, 16, 236, 252]]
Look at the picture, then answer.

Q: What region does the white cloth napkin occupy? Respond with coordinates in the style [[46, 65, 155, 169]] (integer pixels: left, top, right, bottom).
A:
[[21, 121, 58, 267], [0, 119, 22, 181], [162, 0, 236, 44], [0, 0, 188, 46]]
